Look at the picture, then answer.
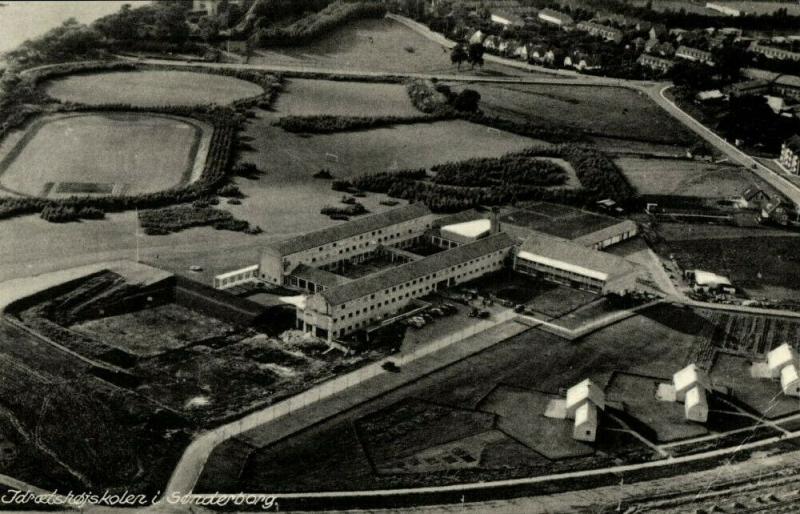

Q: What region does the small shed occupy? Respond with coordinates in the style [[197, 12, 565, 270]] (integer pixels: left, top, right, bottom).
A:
[[573, 402, 598, 442], [565, 379, 605, 419], [684, 385, 709, 423], [673, 363, 710, 402], [768, 343, 798, 378], [781, 363, 800, 397]]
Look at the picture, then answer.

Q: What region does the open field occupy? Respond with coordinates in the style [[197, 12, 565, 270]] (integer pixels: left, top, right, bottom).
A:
[[226, 115, 539, 231], [249, 17, 529, 76], [200, 305, 706, 493], [44, 70, 263, 106], [275, 78, 420, 117], [615, 157, 770, 198], [659, 235, 800, 299], [607, 372, 708, 442], [445, 83, 696, 144], [501, 202, 627, 241], [479, 386, 594, 459], [71, 303, 235, 357], [0, 113, 206, 197]]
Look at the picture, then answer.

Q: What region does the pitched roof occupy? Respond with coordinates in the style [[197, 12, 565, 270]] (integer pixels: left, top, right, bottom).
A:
[[266, 204, 431, 256], [673, 363, 710, 393], [566, 379, 605, 411], [538, 8, 573, 24], [768, 343, 798, 372], [318, 233, 515, 306], [573, 219, 638, 248], [517, 234, 639, 282]]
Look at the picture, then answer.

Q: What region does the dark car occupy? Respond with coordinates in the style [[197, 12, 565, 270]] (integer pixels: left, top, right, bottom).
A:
[[477, 310, 491, 319]]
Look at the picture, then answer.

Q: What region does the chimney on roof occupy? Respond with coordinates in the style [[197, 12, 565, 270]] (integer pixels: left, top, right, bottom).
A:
[[490, 207, 500, 234]]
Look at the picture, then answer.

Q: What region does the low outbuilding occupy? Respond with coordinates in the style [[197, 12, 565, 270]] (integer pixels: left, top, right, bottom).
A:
[[684, 385, 709, 423]]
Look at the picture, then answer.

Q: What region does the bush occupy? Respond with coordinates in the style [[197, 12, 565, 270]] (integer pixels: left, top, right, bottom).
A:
[[453, 89, 481, 113], [321, 202, 367, 216], [218, 184, 244, 198], [313, 169, 334, 179], [139, 204, 256, 234]]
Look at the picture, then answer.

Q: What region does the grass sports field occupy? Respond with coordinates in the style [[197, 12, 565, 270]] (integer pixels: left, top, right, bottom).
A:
[[44, 69, 263, 106], [275, 78, 420, 117], [0, 113, 207, 197], [249, 17, 531, 76], [615, 157, 769, 197], [447, 83, 696, 144]]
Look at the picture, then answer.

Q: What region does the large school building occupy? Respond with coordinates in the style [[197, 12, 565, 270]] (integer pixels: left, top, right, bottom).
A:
[[250, 203, 648, 341]]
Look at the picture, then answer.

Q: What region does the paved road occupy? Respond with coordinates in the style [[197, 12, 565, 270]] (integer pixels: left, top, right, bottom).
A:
[[647, 85, 800, 209]]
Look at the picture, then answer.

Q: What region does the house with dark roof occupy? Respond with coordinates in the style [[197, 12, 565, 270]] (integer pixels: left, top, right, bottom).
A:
[[637, 53, 675, 73], [576, 21, 623, 43], [675, 45, 715, 65]]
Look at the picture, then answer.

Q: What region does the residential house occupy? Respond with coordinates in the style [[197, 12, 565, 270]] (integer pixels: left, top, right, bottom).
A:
[[576, 21, 623, 44], [491, 10, 525, 27], [652, 41, 676, 57], [468, 30, 487, 45], [706, 2, 742, 16], [675, 45, 715, 65], [780, 135, 800, 174], [538, 8, 574, 28], [637, 54, 675, 73], [726, 79, 770, 98], [650, 24, 668, 41], [749, 42, 800, 62], [483, 35, 502, 52]]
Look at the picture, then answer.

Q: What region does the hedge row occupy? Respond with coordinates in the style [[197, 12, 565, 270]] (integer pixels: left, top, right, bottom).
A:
[[274, 113, 452, 133]]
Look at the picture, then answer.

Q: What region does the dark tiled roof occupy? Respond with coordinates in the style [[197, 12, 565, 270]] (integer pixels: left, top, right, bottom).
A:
[[267, 204, 431, 256], [319, 233, 515, 306]]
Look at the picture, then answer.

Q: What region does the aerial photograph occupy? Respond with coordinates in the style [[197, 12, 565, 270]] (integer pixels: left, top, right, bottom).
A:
[[0, 0, 799, 512]]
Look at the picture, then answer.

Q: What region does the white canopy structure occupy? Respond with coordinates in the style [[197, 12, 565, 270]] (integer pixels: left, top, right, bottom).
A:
[[781, 363, 800, 397], [573, 402, 598, 442], [565, 379, 605, 419], [684, 385, 709, 423], [673, 363, 710, 402], [768, 343, 798, 378]]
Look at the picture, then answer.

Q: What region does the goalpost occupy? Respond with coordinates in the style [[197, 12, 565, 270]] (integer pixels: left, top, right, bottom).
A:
[[325, 152, 339, 163]]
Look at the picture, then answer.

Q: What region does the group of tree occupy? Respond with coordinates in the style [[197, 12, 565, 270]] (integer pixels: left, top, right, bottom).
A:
[[450, 43, 484, 70], [717, 95, 799, 153], [431, 151, 567, 187], [341, 143, 635, 212], [138, 203, 260, 235], [250, 1, 386, 47]]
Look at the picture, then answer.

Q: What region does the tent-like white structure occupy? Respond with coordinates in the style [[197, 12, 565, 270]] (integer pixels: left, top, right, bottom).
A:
[[565, 379, 605, 419], [573, 402, 598, 442], [684, 385, 708, 423], [768, 343, 798, 379], [781, 363, 800, 397], [673, 363, 709, 402]]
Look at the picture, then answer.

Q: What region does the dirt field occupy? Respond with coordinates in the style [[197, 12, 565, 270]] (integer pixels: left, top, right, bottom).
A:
[[445, 83, 696, 144], [0, 113, 205, 197], [71, 303, 234, 357], [249, 17, 530, 76], [615, 157, 768, 197], [275, 78, 420, 117], [44, 69, 263, 106]]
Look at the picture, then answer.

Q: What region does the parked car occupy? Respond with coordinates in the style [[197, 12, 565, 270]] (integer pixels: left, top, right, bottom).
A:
[[477, 310, 491, 319], [441, 304, 457, 315], [468, 308, 480, 318], [514, 304, 525, 313], [329, 214, 349, 221], [189, 265, 203, 272], [429, 308, 445, 317]]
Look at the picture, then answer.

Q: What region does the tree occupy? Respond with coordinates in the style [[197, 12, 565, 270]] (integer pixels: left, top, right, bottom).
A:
[[197, 16, 221, 42], [450, 44, 467, 70], [453, 89, 481, 112], [467, 42, 485, 69]]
